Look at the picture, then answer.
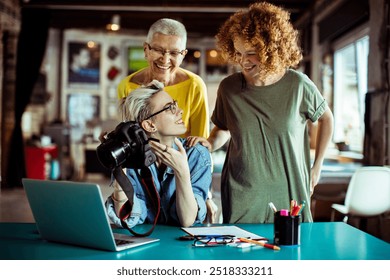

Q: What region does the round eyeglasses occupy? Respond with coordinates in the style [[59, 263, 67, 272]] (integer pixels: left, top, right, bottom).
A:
[[192, 235, 235, 247], [146, 43, 187, 58], [144, 100, 178, 120]]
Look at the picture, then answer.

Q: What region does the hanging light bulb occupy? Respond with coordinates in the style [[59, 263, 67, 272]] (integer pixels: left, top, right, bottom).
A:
[[106, 14, 120, 31]]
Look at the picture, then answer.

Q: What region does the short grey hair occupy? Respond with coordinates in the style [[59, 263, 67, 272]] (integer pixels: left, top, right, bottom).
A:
[[146, 18, 187, 49], [120, 80, 165, 123]]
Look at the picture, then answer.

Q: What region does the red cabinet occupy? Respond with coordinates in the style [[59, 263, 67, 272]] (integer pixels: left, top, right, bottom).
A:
[[25, 145, 58, 179]]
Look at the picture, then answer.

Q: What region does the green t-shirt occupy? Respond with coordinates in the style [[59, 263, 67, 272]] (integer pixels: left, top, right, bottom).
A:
[[212, 69, 327, 223]]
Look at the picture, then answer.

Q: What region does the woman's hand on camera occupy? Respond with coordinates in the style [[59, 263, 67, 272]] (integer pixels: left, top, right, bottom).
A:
[[98, 131, 108, 143]]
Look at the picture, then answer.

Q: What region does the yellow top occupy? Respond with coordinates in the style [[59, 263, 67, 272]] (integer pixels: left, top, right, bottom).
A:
[[117, 68, 210, 138]]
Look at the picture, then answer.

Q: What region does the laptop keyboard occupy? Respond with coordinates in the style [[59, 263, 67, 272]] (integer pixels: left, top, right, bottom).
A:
[[115, 239, 135, 246]]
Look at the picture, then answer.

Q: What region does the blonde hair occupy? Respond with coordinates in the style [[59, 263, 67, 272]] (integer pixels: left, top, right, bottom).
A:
[[120, 80, 164, 123], [215, 2, 302, 74]]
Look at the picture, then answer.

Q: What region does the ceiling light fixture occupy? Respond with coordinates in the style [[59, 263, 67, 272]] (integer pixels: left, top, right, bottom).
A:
[[106, 14, 120, 31]]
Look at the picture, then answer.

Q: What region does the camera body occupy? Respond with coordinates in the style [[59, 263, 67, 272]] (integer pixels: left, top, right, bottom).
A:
[[96, 121, 156, 170]]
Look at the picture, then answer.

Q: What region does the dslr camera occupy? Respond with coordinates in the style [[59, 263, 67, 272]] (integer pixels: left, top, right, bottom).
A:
[[96, 121, 156, 170]]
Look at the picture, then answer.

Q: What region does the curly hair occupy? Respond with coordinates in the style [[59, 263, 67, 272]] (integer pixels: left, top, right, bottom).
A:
[[215, 1, 302, 74]]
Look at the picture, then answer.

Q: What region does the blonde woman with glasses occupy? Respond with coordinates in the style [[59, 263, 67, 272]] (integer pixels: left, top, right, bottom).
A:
[[106, 80, 211, 228]]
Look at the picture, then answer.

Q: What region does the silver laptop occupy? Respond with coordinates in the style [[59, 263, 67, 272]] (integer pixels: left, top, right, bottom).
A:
[[22, 178, 159, 251]]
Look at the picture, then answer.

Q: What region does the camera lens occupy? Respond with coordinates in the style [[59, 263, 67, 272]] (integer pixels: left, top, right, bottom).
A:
[[96, 139, 131, 169]]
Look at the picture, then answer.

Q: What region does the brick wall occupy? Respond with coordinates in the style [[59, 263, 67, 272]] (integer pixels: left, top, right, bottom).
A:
[[0, 0, 20, 188]]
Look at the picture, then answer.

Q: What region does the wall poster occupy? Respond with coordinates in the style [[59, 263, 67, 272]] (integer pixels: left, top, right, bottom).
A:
[[68, 41, 101, 88]]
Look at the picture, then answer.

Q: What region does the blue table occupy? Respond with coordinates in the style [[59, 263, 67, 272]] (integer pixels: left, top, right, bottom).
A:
[[0, 222, 389, 260]]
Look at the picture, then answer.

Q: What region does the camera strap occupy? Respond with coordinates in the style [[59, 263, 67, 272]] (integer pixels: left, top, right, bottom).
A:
[[113, 166, 160, 237]]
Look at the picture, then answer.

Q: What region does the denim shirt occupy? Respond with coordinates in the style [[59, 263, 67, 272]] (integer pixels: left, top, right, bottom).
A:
[[105, 138, 212, 228]]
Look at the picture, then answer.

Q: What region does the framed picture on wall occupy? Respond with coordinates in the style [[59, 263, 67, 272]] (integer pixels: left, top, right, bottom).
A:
[[67, 93, 100, 142], [127, 46, 148, 75], [68, 41, 101, 88]]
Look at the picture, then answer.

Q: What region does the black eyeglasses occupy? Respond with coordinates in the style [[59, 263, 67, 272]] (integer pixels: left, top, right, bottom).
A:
[[146, 43, 187, 58], [192, 235, 235, 247], [144, 100, 178, 120]]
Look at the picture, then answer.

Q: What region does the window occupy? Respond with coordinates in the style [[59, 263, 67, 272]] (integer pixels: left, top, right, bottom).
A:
[[333, 27, 369, 153]]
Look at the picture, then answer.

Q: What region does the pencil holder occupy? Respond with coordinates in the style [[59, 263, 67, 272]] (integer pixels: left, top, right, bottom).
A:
[[273, 212, 301, 246]]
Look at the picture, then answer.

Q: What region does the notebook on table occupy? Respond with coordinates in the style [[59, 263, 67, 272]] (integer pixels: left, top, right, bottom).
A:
[[22, 178, 159, 252]]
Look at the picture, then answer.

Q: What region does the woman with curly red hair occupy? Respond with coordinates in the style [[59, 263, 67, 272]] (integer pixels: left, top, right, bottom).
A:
[[188, 2, 334, 224]]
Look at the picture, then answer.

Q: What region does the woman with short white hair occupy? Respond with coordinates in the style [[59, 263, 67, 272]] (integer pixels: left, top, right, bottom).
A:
[[106, 80, 211, 228]]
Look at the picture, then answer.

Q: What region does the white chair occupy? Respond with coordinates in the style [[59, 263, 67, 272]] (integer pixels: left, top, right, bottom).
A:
[[331, 166, 390, 238]]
